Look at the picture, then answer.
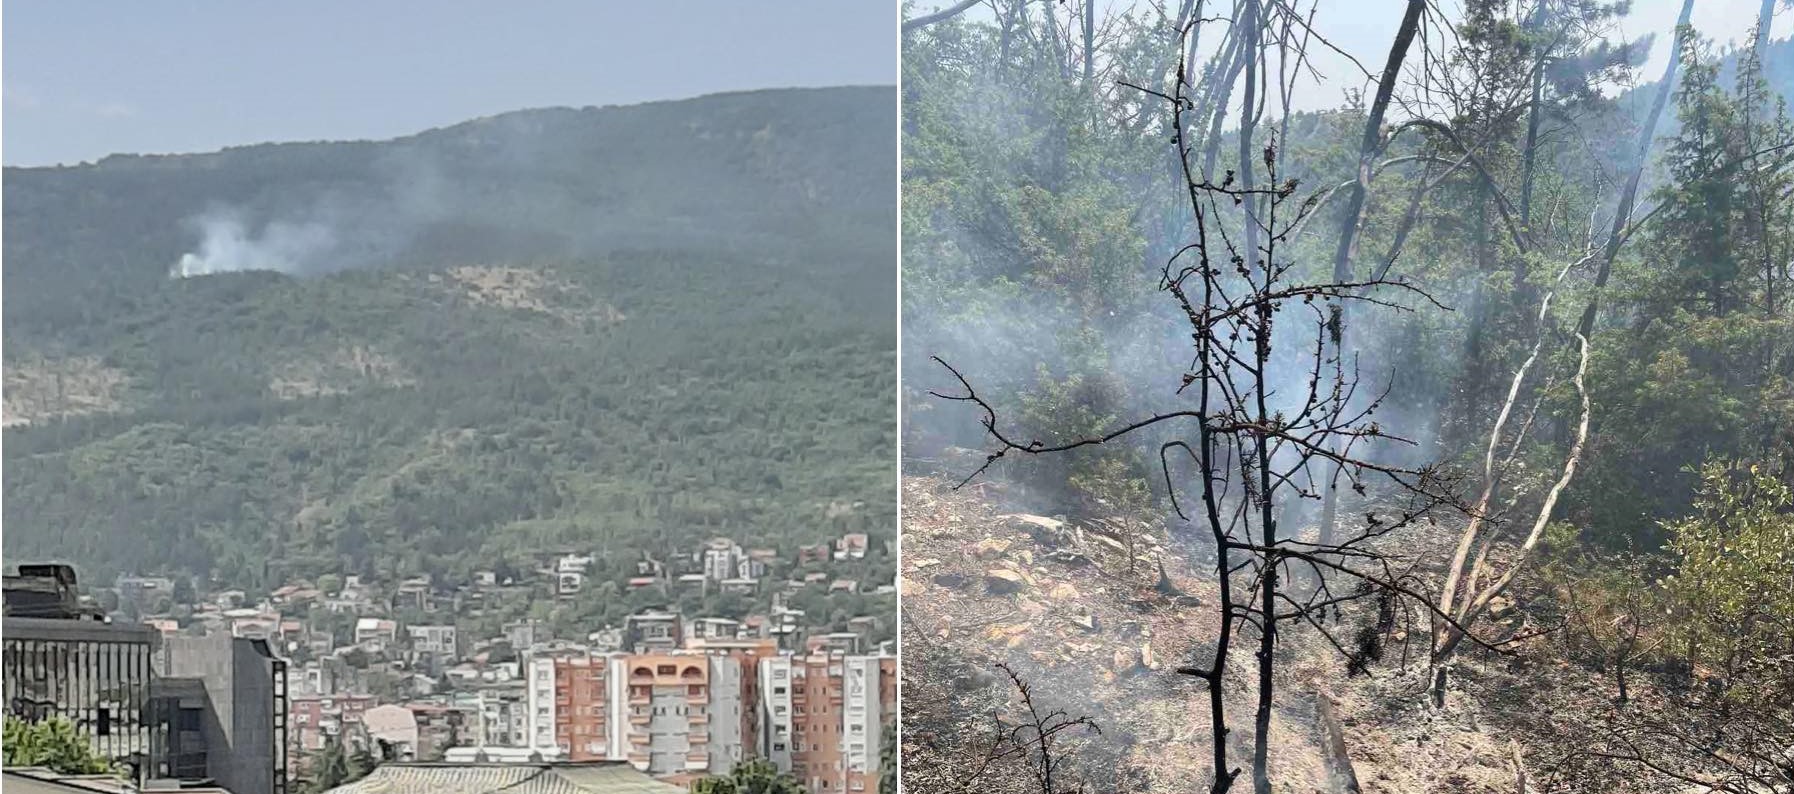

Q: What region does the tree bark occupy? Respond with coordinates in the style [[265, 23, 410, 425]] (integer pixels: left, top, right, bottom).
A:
[[1576, 0, 1696, 339], [1518, 2, 1548, 226], [1757, 0, 1777, 60], [1082, 0, 1096, 81], [1317, 692, 1363, 793], [1317, 0, 1427, 548], [1237, 0, 1263, 277]]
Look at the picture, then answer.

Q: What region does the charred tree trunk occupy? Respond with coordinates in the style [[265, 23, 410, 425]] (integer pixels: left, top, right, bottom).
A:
[[1238, 0, 1263, 277], [1317, 692, 1363, 794], [1317, 0, 1427, 549]]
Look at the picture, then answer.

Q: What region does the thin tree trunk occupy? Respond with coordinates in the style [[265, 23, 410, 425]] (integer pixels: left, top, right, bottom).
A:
[[1083, 0, 1096, 81], [1519, 2, 1549, 226], [1757, 0, 1777, 60], [1576, 0, 1696, 339], [1317, 0, 1427, 548], [1202, 31, 1247, 180], [1238, 0, 1263, 276], [1435, 332, 1591, 662]]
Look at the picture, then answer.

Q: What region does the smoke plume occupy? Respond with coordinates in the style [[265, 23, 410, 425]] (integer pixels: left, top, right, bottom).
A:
[[173, 209, 339, 278]]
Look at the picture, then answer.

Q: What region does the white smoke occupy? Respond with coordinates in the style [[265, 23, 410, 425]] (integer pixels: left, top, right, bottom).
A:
[[172, 209, 338, 278]]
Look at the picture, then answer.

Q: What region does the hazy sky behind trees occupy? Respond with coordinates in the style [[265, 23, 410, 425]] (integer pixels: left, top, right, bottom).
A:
[[922, 0, 1789, 112], [2, 1, 897, 166]]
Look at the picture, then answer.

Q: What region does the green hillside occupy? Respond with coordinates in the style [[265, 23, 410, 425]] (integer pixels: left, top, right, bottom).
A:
[[2, 86, 897, 593]]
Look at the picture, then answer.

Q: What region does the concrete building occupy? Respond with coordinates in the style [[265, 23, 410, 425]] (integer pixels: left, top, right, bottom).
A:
[[407, 702, 475, 761], [549, 652, 617, 761], [1, 613, 159, 778], [524, 648, 744, 776], [504, 619, 543, 650], [756, 651, 895, 794], [789, 653, 845, 793], [842, 655, 886, 793], [290, 694, 375, 755], [471, 684, 530, 748], [408, 624, 458, 656], [353, 617, 397, 647], [757, 656, 794, 771], [4, 564, 295, 794], [701, 539, 742, 583], [689, 617, 740, 642], [361, 704, 420, 759], [525, 654, 561, 752], [556, 554, 594, 597], [620, 653, 712, 776], [155, 632, 290, 794], [690, 636, 778, 770], [834, 533, 870, 561], [624, 610, 683, 653]]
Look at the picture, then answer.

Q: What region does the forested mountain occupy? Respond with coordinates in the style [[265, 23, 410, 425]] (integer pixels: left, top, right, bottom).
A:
[[2, 86, 897, 593]]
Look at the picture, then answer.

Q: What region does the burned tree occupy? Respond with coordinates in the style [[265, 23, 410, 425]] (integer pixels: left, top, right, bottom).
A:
[[931, 20, 1482, 792]]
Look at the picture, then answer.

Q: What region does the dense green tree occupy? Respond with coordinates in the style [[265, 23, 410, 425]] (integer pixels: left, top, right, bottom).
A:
[[691, 759, 805, 794], [1, 716, 113, 774], [1661, 461, 1794, 688]]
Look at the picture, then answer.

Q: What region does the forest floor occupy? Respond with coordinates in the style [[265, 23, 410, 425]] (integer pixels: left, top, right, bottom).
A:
[[900, 474, 1672, 794]]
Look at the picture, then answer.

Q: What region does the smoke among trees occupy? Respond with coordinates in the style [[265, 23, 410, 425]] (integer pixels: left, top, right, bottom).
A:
[[901, 0, 1793, 791]]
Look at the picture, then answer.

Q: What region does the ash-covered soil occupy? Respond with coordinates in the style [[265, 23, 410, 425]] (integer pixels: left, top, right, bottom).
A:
[[900, 475, 1683, 794]]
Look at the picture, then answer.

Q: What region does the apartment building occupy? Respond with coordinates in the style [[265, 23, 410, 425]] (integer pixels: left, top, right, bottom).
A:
[[790, 653, 846, 793], [841, 655, 885, 793], [690, 636, 779, 774], [757, 651, 894, 794], [757, 656, 795, 771], [407, 624, 458, 656], [555, 652, 615, 761], [522, 648, 731, 777], [702, 539, 743, 583], [621, 653, 712, 775]]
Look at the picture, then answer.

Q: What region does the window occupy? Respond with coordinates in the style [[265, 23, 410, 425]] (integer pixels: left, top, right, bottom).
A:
[[96, 708, 110, 736]]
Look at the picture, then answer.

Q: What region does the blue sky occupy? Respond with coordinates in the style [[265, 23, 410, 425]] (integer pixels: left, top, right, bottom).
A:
[[2, 1, 898, 166]]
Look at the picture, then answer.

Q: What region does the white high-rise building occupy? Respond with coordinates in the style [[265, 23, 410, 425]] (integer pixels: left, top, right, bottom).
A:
[[757, 656, 794, 771]]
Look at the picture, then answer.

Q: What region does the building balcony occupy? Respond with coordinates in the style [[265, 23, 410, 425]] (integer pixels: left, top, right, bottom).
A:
[[629, 713, 650, 726]]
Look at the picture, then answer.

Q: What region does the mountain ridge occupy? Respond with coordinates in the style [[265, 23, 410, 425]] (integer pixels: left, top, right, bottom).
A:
[[2, 85, 898, 612]]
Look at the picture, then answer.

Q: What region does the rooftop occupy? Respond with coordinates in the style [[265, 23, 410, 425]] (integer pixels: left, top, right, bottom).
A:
[[322, 762, 684, 794]]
